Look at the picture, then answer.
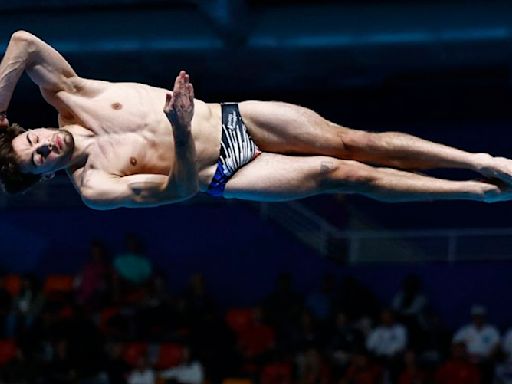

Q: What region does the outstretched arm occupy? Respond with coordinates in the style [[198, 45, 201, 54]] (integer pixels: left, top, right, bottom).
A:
[[0, 30, 77, 111], [78, 171, 188, 210]]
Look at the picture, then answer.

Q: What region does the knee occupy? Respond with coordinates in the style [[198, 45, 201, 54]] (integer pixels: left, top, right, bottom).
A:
[[318, 159, 378, 193], [338, 129, 375, 155]]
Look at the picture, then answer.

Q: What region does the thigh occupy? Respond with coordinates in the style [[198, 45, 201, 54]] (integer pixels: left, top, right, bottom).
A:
[[223, 153, 359, 202], [238, 100, 351, 158]]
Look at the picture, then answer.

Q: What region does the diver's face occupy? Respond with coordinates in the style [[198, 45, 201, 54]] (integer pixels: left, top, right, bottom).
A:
[[12, 128, 74, 174]]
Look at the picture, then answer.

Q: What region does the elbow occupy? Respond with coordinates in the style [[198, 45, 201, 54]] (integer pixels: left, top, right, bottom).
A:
[[10, 31, 36, 56], [11, 31, 35, 44], [167, 183, 198, 203]]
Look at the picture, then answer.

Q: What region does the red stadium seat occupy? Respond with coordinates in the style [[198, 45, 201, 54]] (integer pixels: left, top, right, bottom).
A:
[[3, 275, 21, 297], [222, 379, 253, 384], [238, 324, 275, 357], [225, 308, 256, 333], [155, 343, 184, 369], [99, 306, 120, 333], [122, 342, 148, 367], [261, 362, 293, 384], [0, 340, 17, 366]]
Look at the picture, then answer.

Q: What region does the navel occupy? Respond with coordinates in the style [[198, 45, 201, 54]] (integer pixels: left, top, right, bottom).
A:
[[111, 102, 123, 110], [130, 157, 137, 166]]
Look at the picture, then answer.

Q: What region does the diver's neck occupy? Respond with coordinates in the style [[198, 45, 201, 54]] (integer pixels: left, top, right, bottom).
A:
[[63, 124, 95, 169]]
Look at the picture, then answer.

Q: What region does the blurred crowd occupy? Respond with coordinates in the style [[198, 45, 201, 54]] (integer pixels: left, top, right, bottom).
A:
[[0, 234, 509, 384]]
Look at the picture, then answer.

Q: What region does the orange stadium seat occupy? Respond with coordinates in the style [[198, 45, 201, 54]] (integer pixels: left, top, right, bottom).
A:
[[222, 379, 253, 384], [3, 275, 21, 297], [43, 275, 74, 295]]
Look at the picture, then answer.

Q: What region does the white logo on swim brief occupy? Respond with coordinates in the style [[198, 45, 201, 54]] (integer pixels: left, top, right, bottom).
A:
[[227, 111, 236, 130]]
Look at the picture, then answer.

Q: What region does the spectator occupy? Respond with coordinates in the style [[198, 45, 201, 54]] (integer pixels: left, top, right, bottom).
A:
[[435, 341, 480, 384], [392, 274, 427, 347], [452, 305, 500, 362], [44, 339, 76, 384], [366, 309, 407, 358], [494, 328, 512, 384], [113, 234, 153, 305], [305, 273, 337, 324], [237, 306, 275, 362], [366, 308, 407, 383], [75, 240, 112, 310], [188, 309, 239, 383], [503, 328, 512, 361], [159, 346, 204, 384], [105, 342, 131, 384], [114, 233, 153, 286], [397, 349, 427, 384], [182, 273, 216, 328], [417, 309, 450, 366], [340, 349, 382, 384], [127, 355, 155, 384], [262, 272, 303, 351], [0, 275, 13, 337], [296, 345, 331, 384], [290, 309, 326, 352], [336, 276, 380, 324], [327, 310, 365, 377], [135, 272, 175, 340], [6, 274, 44, 338]]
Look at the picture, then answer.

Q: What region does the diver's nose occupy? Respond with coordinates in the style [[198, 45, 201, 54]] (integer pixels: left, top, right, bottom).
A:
[[37, 143, 51, 157]]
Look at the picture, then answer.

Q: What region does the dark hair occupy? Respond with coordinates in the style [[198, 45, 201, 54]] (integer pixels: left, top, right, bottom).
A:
[[0, 123, 42, 193]]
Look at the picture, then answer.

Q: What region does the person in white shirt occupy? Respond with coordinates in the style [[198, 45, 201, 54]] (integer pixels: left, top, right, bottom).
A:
[[503, 329, 512, 360], [366, 309, 407, 358], [127, 356, 156, 384], [159, 347, 204, 384], [452, 305, 500, 362], [495, 328, 512, 384]]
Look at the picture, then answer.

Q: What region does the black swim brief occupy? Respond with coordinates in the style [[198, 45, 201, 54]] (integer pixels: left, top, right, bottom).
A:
[[207, 103, 261, 197]]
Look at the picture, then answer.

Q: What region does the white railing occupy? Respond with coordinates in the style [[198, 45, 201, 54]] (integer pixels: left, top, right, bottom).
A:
[[260, 202, 512, 263]]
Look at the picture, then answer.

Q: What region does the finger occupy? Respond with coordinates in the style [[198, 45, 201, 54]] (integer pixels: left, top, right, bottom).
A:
[[187, 83, 194, 102], [174, 77, 185, 92]]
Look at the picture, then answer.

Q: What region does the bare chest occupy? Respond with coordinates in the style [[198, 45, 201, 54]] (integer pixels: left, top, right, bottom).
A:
[[86, 133, 173, 176], [57, 84, 174, 176]]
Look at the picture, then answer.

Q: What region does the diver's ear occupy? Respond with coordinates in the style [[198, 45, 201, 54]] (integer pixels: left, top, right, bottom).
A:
[[0, 112, 9, 128]]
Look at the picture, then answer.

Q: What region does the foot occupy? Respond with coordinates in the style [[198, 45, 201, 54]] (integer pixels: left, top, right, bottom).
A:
[[482, 180, 512, 203], [476, 154, 512, 186], [164, 70, 195, 129]]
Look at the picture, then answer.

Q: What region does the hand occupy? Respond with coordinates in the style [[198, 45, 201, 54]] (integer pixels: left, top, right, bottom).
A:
[[164, 70, 195, 129], [0, 112, 9, 128]]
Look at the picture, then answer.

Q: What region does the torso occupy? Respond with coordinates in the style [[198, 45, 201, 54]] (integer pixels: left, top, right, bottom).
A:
[[50, 77, 222, 192]]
